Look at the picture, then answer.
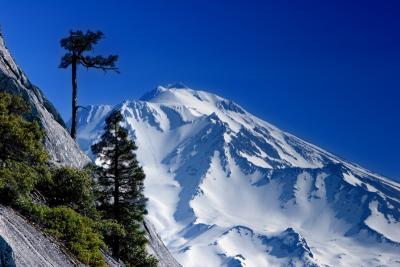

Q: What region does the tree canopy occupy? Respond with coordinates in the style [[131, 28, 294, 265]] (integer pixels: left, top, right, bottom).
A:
[[59, 30, 119, 72]]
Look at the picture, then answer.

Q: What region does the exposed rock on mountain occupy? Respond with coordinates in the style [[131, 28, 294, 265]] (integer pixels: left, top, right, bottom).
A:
[[0, 205, 78, 266], [0, 31, 90, 168], [77, 85, 400, 267], [144, 219, 182, 267]]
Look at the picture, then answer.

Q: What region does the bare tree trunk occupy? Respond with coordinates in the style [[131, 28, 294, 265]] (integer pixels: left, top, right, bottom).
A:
[[70, 56, 78, 140]]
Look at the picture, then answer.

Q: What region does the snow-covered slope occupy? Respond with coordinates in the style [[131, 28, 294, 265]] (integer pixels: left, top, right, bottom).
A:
[[76, 84, 400, 267]]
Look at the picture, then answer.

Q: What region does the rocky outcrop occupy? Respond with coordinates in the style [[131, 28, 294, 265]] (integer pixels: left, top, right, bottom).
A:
[[0, 235, 15, 267], [144, 219, 181, 267], [0, 206, 78, 266], [0, 31, 90, 168]]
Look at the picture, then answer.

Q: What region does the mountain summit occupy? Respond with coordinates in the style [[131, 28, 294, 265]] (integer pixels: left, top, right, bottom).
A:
[[76, 85, 400, 267]]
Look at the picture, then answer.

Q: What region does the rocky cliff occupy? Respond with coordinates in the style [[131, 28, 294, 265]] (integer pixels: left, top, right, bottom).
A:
[[0, 31, 90, 168], [0, 206, 79, 266]]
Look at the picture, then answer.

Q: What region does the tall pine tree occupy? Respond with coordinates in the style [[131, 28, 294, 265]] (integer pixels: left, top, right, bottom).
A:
[[59, 30, 119, 139], [91, 110, 156, 266]]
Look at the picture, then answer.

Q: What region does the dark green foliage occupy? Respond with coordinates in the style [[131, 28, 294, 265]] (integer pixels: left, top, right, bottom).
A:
[[39, 167, 97, 217], [44, 207, 105, 266], [0, 92, 48, 204], [0, 92, 156, 266], [59, 30, 119, 139], [92, 110, 157, 266], [59, 30, 119, 71], [97, 219, 126, 254], [92, 111, 147, 223], [16, 198, 106, 267], [120, 224, 159, 267]]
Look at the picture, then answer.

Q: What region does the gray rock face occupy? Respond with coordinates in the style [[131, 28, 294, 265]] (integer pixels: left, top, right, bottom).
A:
[[0, 235, 15, 267], [0, 32, 90, 168], [144, 219, 182, 267], [0, 205, 78, 267]]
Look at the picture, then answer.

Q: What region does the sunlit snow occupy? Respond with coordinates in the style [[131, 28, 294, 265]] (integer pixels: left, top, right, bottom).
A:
[[76, 85, 400, 267]]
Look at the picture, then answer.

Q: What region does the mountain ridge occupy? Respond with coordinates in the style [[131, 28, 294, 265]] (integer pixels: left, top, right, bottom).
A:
[[76, 85, 400, 267]]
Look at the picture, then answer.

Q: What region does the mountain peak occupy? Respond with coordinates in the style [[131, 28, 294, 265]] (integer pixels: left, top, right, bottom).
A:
[[139, 86, 168, 101], [137, 86, 250, 128], [165, 82, 188, 89], [76, 85, 400, 267], [140, 83, 191, 101]]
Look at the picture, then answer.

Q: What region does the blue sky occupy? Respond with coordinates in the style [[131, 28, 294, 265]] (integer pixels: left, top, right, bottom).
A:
[[1, 0, 399, 180]]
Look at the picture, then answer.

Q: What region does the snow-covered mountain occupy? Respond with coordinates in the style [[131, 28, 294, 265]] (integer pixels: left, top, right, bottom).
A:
[[76, 84, 400, 267]]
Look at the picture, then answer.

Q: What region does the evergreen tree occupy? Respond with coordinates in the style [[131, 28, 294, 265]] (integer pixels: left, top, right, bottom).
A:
[[59, 30, 119, 139], [0, 92, 48, 203], [91, 111, 156, 266]]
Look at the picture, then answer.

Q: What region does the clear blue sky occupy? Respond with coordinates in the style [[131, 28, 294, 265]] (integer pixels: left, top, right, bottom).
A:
[[1, 0, 399, 181]]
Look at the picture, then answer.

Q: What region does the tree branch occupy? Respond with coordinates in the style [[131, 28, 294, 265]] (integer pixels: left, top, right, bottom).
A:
[[80, 55, 120, 73], [81, 63, 120, 73]]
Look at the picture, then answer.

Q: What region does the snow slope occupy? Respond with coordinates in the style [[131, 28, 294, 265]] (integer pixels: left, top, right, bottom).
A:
[[76, 84, 400, 267]]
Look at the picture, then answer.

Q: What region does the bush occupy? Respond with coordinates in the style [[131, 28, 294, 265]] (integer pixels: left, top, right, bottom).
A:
[[45, 207, 106, 266], [0, 92, 48, 204], [98, 219, 158, 267], [39, 167, 97, 217], [16, 198, 106, 267], [120, 224, 158, 267], [97, 219, 126, 245]]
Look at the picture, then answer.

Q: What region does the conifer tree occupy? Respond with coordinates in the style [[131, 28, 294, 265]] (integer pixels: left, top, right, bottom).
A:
[[91, 111, 156, 266], [59, 30, 119, 139]]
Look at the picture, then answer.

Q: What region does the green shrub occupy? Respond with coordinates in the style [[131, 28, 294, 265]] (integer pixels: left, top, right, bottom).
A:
[[0, 92, 49, 204], [15, 198, 106, 267], [44, 207, 105, 266], [97, 219, 126, 244], [39, 167, 97, 217], [120, 224, 158, 267]]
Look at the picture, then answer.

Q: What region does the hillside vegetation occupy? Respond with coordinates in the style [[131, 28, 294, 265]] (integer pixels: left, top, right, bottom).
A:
[[0, 92, 156, 267]]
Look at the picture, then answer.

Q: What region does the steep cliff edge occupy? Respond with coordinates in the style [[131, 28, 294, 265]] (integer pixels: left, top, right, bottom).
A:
[[0, 31, 90, 168]]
